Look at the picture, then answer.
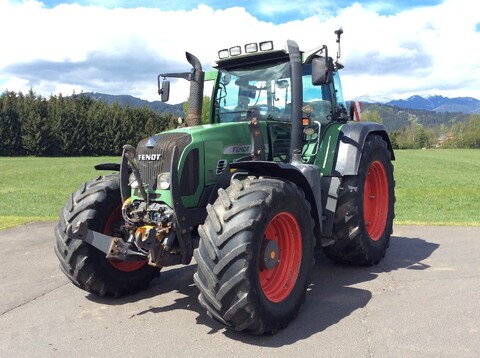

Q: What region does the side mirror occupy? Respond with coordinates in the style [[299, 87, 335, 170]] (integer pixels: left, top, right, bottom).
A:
[[159, 80, 170, 102], [312, 56, 332, 86]]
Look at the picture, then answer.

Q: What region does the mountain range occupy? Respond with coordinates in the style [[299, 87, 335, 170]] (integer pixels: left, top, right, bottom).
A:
[[354, 94, 480, 114], [82, 92, 480, 118], [81, 92, 185, 118]]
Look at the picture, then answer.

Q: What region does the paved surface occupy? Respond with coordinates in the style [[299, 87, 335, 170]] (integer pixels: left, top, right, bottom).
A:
[[0, 222, 479, 357]]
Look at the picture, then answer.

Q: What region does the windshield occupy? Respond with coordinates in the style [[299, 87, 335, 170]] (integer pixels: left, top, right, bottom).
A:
[[214, 61, 334, 124], [214, 62, 291, 123]]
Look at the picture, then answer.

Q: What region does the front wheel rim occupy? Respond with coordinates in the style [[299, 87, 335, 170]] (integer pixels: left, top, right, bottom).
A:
[[363, 160, 389, 241], [259, 212, 302, 303]]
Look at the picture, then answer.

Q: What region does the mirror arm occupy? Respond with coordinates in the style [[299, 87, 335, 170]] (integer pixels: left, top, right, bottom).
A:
[[303, 45, 327, 64]]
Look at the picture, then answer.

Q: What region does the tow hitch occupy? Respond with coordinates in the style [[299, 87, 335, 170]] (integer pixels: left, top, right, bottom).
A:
[[69, 220, 147, 262]]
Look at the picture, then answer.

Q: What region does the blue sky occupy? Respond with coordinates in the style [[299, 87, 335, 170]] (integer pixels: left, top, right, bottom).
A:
[[1, 0, 479, 102]]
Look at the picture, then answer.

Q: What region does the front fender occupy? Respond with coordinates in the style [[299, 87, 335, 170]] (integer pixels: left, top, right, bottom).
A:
[[228, 161, 323, 243]]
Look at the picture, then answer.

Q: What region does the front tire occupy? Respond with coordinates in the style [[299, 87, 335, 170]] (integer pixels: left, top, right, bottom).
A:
[[54, 175, 159, 297], [324, 134, 395, 265], [194, 177, 315, 334]]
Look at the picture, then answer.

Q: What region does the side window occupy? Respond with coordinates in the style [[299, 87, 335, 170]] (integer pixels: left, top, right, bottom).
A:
[[332, 72, 346, 111], [215, 72, 241, 122], [303, 74, 332, 123]]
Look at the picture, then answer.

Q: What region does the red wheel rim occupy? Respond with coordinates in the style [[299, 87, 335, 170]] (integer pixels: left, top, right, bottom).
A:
[[104, 205, 146, 272], [363, 160, 389, 241], [259, 212, 302, 303]]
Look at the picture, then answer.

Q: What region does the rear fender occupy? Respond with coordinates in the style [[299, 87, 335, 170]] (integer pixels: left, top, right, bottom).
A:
[[321, 122, 394, 240], [333, 122, 394, 176]]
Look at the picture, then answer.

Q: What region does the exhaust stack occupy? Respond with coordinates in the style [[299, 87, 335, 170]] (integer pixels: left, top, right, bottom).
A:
[[185, 52, 204, 127]]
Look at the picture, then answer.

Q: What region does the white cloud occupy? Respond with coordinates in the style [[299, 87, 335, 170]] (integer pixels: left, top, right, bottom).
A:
[[255, 0, 333, 20], [333, 0, 480, 99], [0, 0, 479, 103]]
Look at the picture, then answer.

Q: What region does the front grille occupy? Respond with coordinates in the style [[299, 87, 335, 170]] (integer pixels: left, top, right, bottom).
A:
[[136, 132, 192, 190], [180, 148, 199, 196], [216, 160, 228, 174]]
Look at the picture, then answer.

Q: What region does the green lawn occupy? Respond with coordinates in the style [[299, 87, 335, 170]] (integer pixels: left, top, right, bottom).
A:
[[393, 149, 479, 226], [0, 157, 117, 230], [0, 150, 479, 230]]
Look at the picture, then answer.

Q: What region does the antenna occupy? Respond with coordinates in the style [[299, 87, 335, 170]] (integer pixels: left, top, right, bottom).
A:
[[334, 27, 343, 63]]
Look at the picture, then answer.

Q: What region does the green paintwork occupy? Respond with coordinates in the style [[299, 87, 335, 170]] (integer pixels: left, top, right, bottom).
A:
[[204, 70, 219, 124], [131, 188, 174, 207], [133, 121, 267, 208], [204, 70, 218, 81], [314, 123, 344, 175], [130, 119, 345, 208]]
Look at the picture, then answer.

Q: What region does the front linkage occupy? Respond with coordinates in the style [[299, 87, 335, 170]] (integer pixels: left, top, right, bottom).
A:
[[67, 144, 202, 270]]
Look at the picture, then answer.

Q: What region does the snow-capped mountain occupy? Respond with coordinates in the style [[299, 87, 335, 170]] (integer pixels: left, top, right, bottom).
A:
[[352, 94, 480, 114], [351, 95, 393, 104]]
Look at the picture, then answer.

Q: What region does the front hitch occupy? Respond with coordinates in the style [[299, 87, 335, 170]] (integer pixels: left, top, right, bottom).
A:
[[68, 220, 147, 261]]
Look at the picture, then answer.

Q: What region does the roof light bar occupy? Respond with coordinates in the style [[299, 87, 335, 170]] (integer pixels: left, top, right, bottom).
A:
[[217, 41, 274, 59]]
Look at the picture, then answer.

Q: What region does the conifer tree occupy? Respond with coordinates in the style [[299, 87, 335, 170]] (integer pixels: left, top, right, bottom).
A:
[[0, 91, 23, 155], [20, 90, 52, 155]]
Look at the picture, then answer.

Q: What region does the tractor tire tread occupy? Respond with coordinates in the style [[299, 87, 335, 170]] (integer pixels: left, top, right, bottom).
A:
[[324, 134, 395, 265], [54, 174, 159, 297], [194, 177, 315, 334]]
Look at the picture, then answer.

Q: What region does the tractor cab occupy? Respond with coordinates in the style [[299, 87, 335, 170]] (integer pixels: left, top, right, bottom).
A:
[[206, 39, 350, 165], [212, 42, 347, 126]]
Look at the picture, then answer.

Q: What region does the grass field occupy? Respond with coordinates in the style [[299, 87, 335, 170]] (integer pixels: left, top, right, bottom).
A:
[[393, 149, 479, 226], [0, 157, 117, 230], [0, 150, 479, 230]]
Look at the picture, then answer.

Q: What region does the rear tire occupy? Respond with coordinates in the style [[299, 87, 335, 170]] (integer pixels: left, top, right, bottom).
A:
[[194, 177, 315, 334], [324, 134, 395, 265], [54, 175, 159, 297]]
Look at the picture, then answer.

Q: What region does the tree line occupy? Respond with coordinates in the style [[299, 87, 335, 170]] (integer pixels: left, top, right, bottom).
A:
[[1, 89, 478, 156], [0, 90, 177, 156], [362, 108, 480, 149]]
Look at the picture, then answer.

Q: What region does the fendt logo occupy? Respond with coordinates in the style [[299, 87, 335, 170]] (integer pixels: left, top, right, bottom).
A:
[[138, 153, 163, 161], [223, 145, 252, 155]]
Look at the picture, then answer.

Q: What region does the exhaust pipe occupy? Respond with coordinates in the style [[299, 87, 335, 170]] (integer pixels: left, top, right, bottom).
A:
[[185, 52, 204, 127], [287, 40, 303, 164]]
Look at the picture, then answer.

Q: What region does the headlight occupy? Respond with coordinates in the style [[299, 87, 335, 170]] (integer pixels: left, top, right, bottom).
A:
[[245, 43, 258, 53], [218, 49, 229, 59], [158, 173, 171, 190], [259, 41, 274, 51], [229, 46, 241, 56], [129, 179, 139, 189]]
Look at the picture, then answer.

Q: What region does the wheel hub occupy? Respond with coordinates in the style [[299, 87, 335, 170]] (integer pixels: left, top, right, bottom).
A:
[[261, 239, 280, 270]]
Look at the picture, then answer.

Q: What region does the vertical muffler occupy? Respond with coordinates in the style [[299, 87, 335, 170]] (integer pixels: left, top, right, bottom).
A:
[[185, 52, 204, 127]]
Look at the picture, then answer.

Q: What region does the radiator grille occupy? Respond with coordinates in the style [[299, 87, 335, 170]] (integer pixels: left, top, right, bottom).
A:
[[216, 160, 228, 175], [136, 132, 192, 190]]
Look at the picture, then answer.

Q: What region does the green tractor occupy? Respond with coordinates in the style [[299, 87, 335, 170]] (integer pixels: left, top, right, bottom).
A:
[[55, 30, 395, 334]]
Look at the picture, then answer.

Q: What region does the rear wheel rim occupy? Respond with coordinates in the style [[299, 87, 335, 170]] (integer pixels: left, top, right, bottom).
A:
[[104, 205, 146, 272], [259, 212, 302, 303], [364, 160, 389, 241]]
